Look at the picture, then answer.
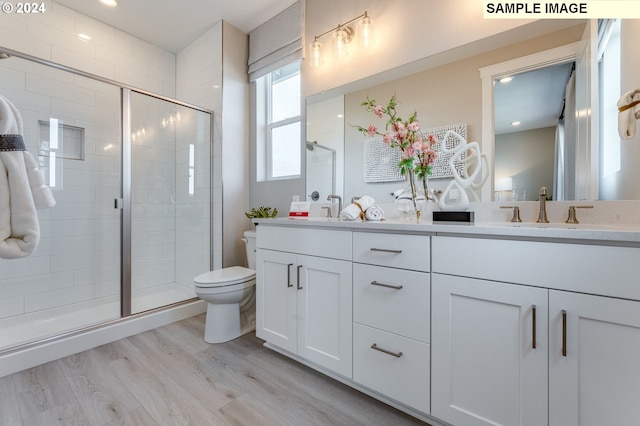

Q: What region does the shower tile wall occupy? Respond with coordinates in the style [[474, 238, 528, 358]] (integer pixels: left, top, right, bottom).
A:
[[0, 2, 181, 342], [0, 59, 121, 326], [0, 2, 176, 98]]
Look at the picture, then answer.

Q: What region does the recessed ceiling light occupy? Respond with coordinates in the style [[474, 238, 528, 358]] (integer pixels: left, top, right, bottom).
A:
[[511, 121, 521, 126], [99, 0, 118, 7], [499, 76, 513, 84]]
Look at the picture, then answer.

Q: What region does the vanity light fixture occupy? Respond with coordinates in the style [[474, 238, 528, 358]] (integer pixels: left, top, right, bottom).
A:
[[310, 11, 373, 66]]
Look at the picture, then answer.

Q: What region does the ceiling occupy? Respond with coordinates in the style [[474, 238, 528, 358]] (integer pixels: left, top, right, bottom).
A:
[[54, 0, 298, 53], [494, 62, 574, 135]]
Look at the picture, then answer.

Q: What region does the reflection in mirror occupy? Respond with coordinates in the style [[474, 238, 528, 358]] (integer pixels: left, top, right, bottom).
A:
[[306, 95, 344, 201], [305, 20, 640, 203], [494, 62, 575, 201], [306, 141, 336, 201]]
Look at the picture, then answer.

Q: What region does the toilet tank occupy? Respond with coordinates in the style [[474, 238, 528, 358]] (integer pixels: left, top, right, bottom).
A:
[[243, 230, 257, 270]]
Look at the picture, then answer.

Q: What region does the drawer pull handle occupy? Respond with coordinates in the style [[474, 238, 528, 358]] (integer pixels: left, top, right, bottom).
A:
[[370, 281, 403, 290], [561, 310, 567, 357], [532, 305, 537, 349], [287, 263, 294, 288], [370, 248, 402, 254], [371, 343, 403, 358], [297, 265, 303, 290]]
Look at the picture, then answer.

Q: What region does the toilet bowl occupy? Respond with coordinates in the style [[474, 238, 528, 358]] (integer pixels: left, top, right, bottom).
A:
[[194, 230, 256, 343]]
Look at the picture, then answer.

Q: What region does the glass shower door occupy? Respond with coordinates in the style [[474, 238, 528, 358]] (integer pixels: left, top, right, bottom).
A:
[[128, 91, 211, 314], [0, 63, 122, 350]]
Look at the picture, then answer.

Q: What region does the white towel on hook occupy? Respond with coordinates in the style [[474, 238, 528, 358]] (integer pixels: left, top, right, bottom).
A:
[[0, 94, 55, 259], [617, 89, 640, 139]]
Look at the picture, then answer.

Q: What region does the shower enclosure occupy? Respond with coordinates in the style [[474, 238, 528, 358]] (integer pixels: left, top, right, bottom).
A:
[[0, 51, 212, 352]]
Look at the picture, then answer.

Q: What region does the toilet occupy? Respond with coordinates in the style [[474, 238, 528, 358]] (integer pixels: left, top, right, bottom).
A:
[[194, 230, 256, 343]]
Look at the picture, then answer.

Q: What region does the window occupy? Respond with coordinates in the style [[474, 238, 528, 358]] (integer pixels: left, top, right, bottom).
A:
[[598, 19, 621, 180], [262, 61, 301, 180]]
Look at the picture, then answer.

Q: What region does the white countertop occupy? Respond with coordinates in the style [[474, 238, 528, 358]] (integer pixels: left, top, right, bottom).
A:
[[254, 217, 640, 246]]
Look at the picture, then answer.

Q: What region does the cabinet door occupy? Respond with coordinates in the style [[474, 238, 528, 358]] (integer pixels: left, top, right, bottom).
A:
[[432, 274, 548, 426], [297, 255, 353, 378], [256, 249, 298, 353], [549, 291, 640, 426]]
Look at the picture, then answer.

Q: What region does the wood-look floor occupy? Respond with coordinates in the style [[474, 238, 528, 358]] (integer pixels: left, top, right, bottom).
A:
[[0, 314, 429, 425]]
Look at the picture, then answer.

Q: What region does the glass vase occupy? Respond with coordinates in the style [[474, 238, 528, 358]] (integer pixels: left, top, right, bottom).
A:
[[395, 171, 427, 223]]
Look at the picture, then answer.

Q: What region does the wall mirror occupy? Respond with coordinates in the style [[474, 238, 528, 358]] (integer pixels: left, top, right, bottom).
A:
[[305, 19, 638, 203]]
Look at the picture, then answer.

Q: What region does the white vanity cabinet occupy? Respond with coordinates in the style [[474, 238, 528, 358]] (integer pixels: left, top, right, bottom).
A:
[[431, 273, 549, 426], [431, 236, 640, 426], [548, 290, 640, 426], [352, 231, 431, 414], [256, 226, 353, 378]]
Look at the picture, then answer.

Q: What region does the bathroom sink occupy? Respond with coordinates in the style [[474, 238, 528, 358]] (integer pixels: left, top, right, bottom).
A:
[[307, 217, 342, 222], [484, 222, 622, 231]]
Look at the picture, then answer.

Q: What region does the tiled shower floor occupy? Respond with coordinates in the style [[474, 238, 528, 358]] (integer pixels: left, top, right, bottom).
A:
[[0, 283, 196, 352]]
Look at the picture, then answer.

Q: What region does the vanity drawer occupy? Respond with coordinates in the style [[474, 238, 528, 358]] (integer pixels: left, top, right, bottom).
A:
[[432, 236, 640, 300], [257, 225, 351, 260], [353, 263, 430, 343], [353, 232, 429, 271], [353, 323, 430, 414]]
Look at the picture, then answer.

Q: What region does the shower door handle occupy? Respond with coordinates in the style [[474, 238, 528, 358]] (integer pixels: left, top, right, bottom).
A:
[[114, 198, 123, 209]]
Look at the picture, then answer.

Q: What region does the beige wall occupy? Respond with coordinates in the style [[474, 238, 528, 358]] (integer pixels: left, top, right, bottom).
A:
[[342, 25, 584, 203], [496, 127, 556, 201], [303, 0, 537, 98]]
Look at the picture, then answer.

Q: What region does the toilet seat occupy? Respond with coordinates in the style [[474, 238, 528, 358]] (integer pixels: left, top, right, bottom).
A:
[[194, 266, 256, 289]]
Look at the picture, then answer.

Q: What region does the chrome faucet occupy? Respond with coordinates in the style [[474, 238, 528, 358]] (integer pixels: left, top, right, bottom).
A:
[[537, 186, 549, 223], [327, 194, 342, 215]]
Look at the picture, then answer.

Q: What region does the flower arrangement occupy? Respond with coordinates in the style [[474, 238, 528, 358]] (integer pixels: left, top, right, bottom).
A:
[[356, 95, 438, 180], [355, 95, 438, 221]]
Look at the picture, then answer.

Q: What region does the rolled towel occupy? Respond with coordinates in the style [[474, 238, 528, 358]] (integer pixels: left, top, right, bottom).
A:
[[339, 195, 376, 221], [339, 204, 362, 221], [364, 204, 385, 221], [354, 195, 375, 211], [617, 89, 640, 139]]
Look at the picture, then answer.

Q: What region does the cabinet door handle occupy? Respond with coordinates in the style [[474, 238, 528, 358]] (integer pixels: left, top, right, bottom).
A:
[[532, 305, 537, 349], [371, 343, 403, 358], [370, 281, 403, 290], [561, 309, 567, 357], [370, 248, 402, 254], [297, 265, 303, 290], [286, 263, 294, 288]]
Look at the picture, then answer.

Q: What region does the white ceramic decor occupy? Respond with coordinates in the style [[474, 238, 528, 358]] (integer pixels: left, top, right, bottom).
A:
[[437, 131, 488, 211]]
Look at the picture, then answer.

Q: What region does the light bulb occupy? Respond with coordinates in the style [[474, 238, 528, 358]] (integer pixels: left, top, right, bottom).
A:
[[334, 29, 348, 57], [359, 14, 374, 48], [310, 40, 323, 67]]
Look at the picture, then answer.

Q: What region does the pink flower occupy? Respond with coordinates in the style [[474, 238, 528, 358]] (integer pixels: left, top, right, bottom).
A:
[[408, 121, 420, 132], [402, 147, 415, 159], [383, 133, 392, 145], [424, 149, 437, 164], [427, 134, 437, 146], [366, 125, 377, 137], [373, 105, 385, 118]]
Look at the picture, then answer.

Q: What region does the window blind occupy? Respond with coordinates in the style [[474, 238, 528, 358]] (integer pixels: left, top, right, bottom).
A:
[[248, 0, 304, 82]]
